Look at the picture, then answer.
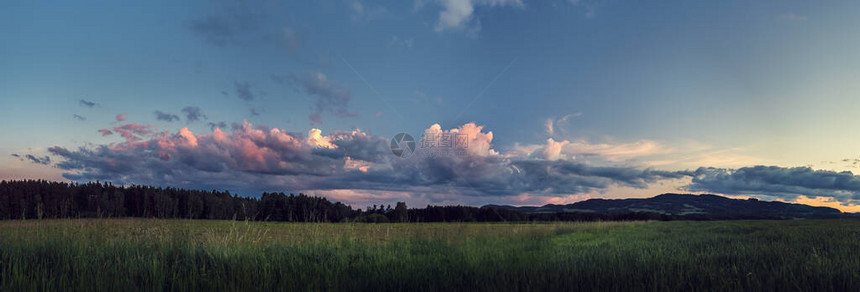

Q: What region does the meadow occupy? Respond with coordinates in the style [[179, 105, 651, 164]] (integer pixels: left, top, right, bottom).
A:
[[0, 219, 858, 291]]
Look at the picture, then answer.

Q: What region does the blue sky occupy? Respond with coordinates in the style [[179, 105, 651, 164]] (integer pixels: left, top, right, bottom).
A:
[[3, 0, 860, 210]]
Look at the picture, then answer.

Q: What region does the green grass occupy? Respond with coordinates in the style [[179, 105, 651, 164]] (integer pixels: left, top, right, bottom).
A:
[[0, 219, 858, 291]]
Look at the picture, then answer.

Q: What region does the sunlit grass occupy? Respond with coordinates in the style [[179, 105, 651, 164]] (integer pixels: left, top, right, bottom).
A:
[[0, 219, 858, 290]]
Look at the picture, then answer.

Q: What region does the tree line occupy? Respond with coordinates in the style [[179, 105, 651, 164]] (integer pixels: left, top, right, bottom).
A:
[[0, 180, 671, 222]]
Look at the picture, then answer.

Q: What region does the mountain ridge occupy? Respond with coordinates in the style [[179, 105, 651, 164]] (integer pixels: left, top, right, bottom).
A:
[[483, 193, 844, 219]]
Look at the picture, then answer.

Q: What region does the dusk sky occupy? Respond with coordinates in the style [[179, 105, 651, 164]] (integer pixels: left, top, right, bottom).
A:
[[3, 0, 860, 211]]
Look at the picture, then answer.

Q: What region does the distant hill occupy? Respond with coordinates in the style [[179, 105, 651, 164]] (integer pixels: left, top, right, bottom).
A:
[[484, 193, 843, 219]]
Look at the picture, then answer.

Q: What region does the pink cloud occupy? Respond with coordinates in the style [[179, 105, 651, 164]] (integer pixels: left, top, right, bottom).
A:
[[112, 123, 154, 142], [48, 121, 691, 204], [98, 128, 113, 136], [116, 113, 127, 122]]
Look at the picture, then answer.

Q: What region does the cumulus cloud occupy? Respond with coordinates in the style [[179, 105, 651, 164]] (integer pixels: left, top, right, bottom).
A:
[[47, 121, 385, 190], [42, 121, 691, 200], [115, 113, 127, 122], [79, 99, 97, 108], [510, 136, 668, 163], [25, 117, 860, 210], [540, 138, 569, 160], [154, 111, 180, 122], [292, 72, 357, 124], [687, 166, 860, 205], [234, 82, 254, 101], [181, 106, 207, 123]]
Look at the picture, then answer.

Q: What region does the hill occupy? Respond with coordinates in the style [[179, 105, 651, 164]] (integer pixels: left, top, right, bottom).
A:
[[484, 193, 843, 219]]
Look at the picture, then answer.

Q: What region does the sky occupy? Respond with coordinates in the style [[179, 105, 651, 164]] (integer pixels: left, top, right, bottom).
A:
[[3, 0, 860, 211]]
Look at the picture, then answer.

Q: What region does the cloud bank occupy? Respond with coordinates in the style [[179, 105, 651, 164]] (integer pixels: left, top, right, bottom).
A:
[[688, 166, 860, 205], [34, 121, 860, 208], [44, 121, 692, 202]]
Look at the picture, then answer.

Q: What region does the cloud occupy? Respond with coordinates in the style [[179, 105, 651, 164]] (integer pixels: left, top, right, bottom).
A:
[[540, 138, 569, 160], [181, 106, 207, 123], [292, 72, 357, 124], [545, 112, 582, 136], [79, 99, 96, 108], [687, 166, 860, 205], [14, 153, 50, 165], [387, 35, 414, 49], [235, 82, 254, 101], [510, 136, 669, 163], [431, 0, 523, 33], [115, 113, 127, 122], [207, 121, 228, 131], [249, 108, 261, 116], [351, 1, 364, 15], [98, 129, 113, 136], [47, 121, 380, 189], [112, 123, 154, 142], [26, 155, 51, 165], [350, 1, 389, 21], [43, 121, 691, 201], [154, 111, 180, 122], [568, 0, 597, 18], [72, 114, 86, 121]]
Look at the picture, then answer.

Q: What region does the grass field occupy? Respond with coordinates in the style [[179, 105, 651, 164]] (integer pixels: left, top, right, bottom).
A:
[[0, 219, 858, 291]]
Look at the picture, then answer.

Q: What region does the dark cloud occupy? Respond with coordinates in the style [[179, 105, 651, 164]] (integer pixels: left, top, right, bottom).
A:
[[292, 72, 357, 124], [250, 108, 261, 116], [154, 111, 180, 122], [79, 99, 96, 108], [235, 82, 254, 101], [181, 106, 207, 123], [25, 154, 51, 165], [207, 121, 228, 131], [72, 114, 86, 121], [687, 166, 860, 204]]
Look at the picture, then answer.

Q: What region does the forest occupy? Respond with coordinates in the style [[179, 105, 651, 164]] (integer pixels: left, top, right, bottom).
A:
[[0, 180, 669, 222]]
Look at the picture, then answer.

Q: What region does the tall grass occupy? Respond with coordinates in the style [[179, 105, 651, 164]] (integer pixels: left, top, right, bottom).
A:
[[0, 219, 858, 291]]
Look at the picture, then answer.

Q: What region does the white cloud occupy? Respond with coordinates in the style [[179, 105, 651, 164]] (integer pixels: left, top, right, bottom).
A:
[[431, 0, 523, 33]]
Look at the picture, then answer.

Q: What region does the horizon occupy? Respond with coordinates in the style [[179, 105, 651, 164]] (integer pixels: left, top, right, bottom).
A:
[[2, 179, 848, 215], [4, 0, 860, 212]]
